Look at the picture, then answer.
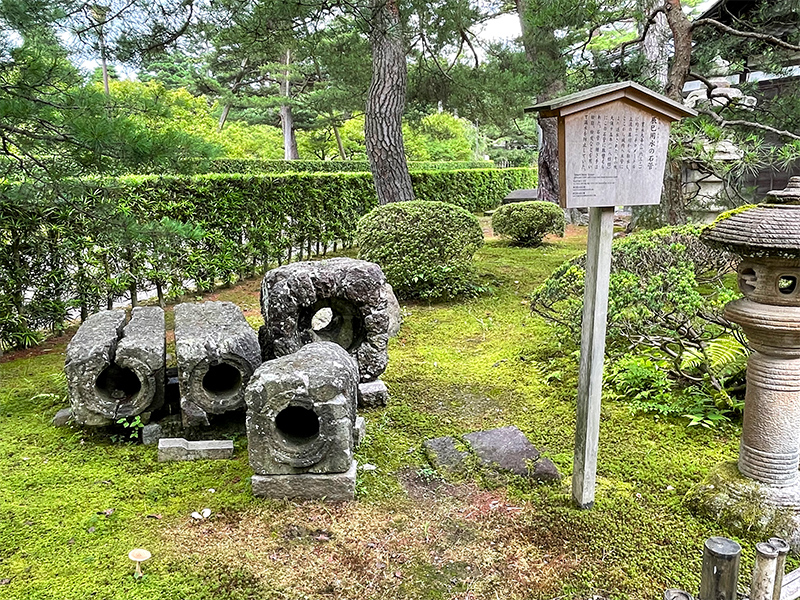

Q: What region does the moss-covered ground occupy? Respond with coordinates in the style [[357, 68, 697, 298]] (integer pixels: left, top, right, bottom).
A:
[[0, 224, 782, 599]]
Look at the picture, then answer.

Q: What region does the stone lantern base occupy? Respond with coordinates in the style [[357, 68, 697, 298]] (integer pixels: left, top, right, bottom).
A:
[[686, 462, 800, 548]]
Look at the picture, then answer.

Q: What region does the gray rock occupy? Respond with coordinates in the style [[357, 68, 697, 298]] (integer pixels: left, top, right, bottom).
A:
[[463, 426, 541, 477], [354, 416, 366, 448], [141, 423, 163, 446], [532, 457, 562, 482], [157, 438, 234, 462], [245, 341, 359, 476], [52, 408, 73, 428], [358, 379, 389, 409], [251, 460, 357, 501], [65, 308, 165, 426], [259, 258, 396, 383], [384, 283, 402, 337], [174, 302, 261, 427], [424, 436, 468, 474]]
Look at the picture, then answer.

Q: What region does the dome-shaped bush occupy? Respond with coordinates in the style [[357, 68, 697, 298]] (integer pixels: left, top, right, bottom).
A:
[[492, 201, 566, 246], [356, 201, 484, 300]]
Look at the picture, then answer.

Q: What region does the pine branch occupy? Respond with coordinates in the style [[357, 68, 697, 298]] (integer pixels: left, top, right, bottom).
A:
[[692, 18, 800, 53]]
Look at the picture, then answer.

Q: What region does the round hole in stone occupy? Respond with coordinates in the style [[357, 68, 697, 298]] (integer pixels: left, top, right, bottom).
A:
[[779, 275, 798, 295], [739, 267, 757, 294], [96, 364, 142, 403], [300, 298, 364, 351], [275, 405, 320, 444], [202, 363, 242, 396]]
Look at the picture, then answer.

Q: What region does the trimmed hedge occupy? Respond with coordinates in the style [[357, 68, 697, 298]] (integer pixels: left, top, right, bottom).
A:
[[357, 201, 484, 300], [492, 201, 565, 246], [171, 158, 497, 175], [0, 168, 534, 348]]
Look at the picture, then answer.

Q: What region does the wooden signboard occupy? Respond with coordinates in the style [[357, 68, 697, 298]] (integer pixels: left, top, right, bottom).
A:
[[527, 82, 695, 510], [528, 81, 696, 209]]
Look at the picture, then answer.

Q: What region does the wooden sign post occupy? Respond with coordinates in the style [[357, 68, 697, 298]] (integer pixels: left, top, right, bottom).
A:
[[528, 82, 696, 509]]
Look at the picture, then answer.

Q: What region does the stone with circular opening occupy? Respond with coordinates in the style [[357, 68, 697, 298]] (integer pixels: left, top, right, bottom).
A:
[[259, 258, 399, 384], [175, 302, 261, 427], [65, 307, 165, 426], [246, 341, 359, 475]]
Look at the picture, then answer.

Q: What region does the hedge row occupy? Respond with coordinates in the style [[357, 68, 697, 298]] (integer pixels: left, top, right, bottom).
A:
[[171, 158, 496, 175], [0, 168, 535, 348]]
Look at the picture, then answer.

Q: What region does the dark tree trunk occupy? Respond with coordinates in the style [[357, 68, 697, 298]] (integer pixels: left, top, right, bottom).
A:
[[661, 0, 693, 225], [365, 0, 414, 205], [515, 0, 565, 205], [664, 0, 692, 102], [537, 108, 562, 204]]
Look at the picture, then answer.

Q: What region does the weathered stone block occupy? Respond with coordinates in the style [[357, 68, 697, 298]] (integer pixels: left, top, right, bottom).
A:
[[157, 438, 234, 462], [174, 302, 261, 427], [245, 341, 359, 476], [259, 258, 398, 383], [65, 307, 165, 426], [358, 379, 389, 408], [251, 460, 357, 501]]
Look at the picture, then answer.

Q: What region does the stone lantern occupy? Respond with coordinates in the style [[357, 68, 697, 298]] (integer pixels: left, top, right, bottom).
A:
[[700, 177, 800, 510]]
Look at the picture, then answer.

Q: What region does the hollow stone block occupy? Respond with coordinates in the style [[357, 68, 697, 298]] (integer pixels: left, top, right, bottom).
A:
[[245, 341, 359, 478], [174, 302, 261, 428], [65, 307, 165, 426], [259, 259, 398, 403]]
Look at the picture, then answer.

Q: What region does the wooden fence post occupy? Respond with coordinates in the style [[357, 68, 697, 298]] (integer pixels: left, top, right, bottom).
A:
[[699, 537, 741, 600]]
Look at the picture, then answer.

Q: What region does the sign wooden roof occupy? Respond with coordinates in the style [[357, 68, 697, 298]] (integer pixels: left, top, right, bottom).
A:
[[526, 81, 697, 121]]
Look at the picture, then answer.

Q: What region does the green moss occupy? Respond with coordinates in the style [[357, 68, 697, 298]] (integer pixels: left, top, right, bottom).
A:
[[685, 462, 797, 539], [0, 228, 767, 599]]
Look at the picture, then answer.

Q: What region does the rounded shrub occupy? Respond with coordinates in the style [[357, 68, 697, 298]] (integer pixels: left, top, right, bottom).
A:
[[491, 200, 566, 246], [356, 200, 484, 300]]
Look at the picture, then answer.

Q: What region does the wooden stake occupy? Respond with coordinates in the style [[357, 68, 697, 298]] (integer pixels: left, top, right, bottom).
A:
[[572, 205, 614, 509]]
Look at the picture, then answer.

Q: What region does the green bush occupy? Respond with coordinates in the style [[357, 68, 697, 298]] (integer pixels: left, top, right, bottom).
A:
[[356, 201, 484, 300], [530, 226, 745, 414], [0, 168, 531, 348], [491, 201, 565, 246], [167, 159, 498, 175]]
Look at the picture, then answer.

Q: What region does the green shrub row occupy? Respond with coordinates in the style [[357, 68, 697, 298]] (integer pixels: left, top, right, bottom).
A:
[[0, 168, 535, 349], [170, 158, 497, 175]]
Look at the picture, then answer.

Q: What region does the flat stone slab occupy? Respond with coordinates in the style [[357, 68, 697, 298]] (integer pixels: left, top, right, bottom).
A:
[[464, 426, 544, 477], [424, 436, 468, 474], [157, 437, 234, 462], [251, 460, 357, 502]]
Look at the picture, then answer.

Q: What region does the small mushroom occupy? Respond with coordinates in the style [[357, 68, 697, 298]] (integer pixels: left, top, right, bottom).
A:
[[128, 548, 151, 578]]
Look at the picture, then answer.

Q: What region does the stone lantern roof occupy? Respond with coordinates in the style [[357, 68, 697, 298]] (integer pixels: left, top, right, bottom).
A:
[[701, 177, 800, 259]]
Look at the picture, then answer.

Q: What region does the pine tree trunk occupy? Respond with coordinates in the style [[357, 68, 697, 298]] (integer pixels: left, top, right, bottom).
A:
[[638, 0, 670, 90], [333, 123, 348, 160], [365, 0, 415, 205], [515, 0, 565, 205], [281, 49, 299, 160], [218, 104, 232, 132]]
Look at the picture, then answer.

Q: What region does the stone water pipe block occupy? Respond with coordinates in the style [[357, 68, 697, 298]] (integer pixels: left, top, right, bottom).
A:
[[65, 307, 166, 427], [157, 438, 234, 462], [174, 302, 261, 428], [258, 258, 400, 407], [246, 342, 361, 501]]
